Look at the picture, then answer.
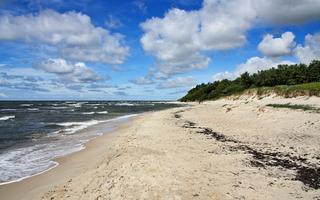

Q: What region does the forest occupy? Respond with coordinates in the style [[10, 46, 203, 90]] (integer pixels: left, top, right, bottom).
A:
[[180, 60, 320, 102]]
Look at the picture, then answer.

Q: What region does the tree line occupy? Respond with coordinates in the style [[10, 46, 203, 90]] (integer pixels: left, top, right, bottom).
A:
[[180, 60, 320, 102]]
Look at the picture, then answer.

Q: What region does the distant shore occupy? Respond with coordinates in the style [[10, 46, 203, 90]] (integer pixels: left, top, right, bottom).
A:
[[1, 96, 319, 199]]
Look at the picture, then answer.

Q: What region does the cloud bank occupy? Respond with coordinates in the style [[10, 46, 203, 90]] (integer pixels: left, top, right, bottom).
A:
[[0, 9, 129, 64], [141, 0, 320, 78]]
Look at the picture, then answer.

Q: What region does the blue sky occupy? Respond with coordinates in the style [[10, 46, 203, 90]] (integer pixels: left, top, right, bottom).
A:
[[0, 0, 319, 100]]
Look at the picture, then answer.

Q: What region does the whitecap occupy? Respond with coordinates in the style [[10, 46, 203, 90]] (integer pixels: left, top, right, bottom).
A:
[[81, 112, 95, 115], [0, 109, 17, 111], [115, 102, 135, 106], [27, 108, 39, 111], [0, 115, 15, 121], [20, 104, 33, 107], [97, 111, 108, 114]]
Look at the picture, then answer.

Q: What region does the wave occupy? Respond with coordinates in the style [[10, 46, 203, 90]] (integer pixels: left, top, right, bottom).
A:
[[20, 104, 33, 107], [0, 142, 83, 185], [114, 102, 136, 106], [55, 120, 100, 134], [97, 111, 108, 114], [0, 109, 17, 111], [0, 115, 15, 121], [68, 103, 83, 108], [0, 114, 139, 184], [27, 108, 39, 111], [52, 114, 139, 135], [51, 106, 69, 109], [81, 112, 95, 115]]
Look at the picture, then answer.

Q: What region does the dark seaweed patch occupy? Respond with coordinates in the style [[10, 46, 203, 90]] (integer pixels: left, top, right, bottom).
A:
[[177, 116, 320, 189], [183, 121, 197, 128], [197, 128, 227, 141], [296, 167, 320, 190]]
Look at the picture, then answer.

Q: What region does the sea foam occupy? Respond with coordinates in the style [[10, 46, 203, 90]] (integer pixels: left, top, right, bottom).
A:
[[0, 115, 15, 121]]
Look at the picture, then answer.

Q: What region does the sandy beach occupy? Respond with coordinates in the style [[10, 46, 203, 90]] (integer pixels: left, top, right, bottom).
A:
[[1, 96, 319, 200]]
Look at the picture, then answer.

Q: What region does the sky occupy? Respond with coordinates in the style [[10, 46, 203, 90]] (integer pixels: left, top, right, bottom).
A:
[[0, 0, 319, 100]]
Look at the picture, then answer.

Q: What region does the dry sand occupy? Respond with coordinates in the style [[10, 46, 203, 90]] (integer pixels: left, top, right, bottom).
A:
[[1, 96, 319, 200]]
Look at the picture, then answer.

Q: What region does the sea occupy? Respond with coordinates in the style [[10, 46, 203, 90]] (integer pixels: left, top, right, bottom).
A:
[[0, 101, 181, 184]]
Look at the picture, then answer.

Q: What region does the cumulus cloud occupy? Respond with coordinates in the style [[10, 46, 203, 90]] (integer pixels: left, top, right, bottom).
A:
[[141, 0, 320, 78], [36, 58, 102, 83], [158, 76, 196, 89], [234, 57, 294, 76], [0, 9, 129, 64], [141, 0, 255, 76], [212, 57, 294, 81], [258, 32, 296, 57], [294, 33, 320, 64]]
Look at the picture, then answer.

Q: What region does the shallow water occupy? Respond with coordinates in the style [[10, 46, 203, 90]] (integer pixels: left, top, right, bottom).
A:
[[0, 101, 180, 184]]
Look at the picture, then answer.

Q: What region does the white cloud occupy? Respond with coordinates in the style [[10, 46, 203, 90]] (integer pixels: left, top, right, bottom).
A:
[[36, 58, 74, 74], [258, 32, 296, 57], [212, 71, 234, 81], [294, 33, 320, 64], [234, 57, 294, 76], [0, 92, 7, 97], [212, 57, 294, 81], [141, 0, 320, 78], [158, 76, 196, 89], [130, 76, 154, 85], [140, 0, 256, 77], [36, 58, 102, 83], [0, 9, 129, 64]]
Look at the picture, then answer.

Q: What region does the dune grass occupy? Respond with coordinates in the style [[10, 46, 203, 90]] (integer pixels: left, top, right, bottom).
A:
[[255, 82, 320, 97], [266, 103, 320, 113]]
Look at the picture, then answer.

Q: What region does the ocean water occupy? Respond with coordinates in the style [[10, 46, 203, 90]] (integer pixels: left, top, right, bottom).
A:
[[0, 101, 180, 184]]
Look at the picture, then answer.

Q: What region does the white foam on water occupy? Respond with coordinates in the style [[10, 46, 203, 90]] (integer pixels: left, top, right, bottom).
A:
[[97, 111, 108, 114], [82, 112, 95, 115], [51, 106, 69, 109], [0, 109, 17, 111], [0, 142, 84, 185], [114, 102, 136, 106], [0, 115, 15, 121], [20, 104, 33, 107], [27, 108, 39, 111], [68, 103, 83, 108], [0, 114, 138, 185], [56, 120, 99, 127]]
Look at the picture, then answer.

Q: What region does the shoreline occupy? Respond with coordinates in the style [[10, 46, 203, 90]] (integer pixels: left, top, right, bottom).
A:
[[0, 113, 142, 200], [0, 113, 139, 186]]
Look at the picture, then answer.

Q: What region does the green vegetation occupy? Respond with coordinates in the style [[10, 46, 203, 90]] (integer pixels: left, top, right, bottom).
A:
[[180, 60, 320, 102], [266, 103, 320, 113]]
